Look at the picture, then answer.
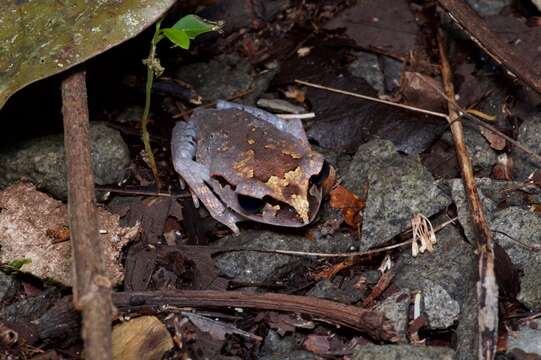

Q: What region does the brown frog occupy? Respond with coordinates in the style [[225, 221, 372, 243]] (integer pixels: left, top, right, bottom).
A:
[[171, 101, 330, 234]]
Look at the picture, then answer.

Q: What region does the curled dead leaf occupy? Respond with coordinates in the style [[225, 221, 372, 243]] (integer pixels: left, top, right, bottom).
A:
[[329, 185, 365, 228]]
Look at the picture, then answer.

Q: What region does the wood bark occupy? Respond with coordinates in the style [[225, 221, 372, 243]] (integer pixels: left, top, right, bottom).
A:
[[61, 69, 112, 360]]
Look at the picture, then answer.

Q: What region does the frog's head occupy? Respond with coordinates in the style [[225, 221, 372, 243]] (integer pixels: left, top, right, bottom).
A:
[[210, 148, 332, 227]]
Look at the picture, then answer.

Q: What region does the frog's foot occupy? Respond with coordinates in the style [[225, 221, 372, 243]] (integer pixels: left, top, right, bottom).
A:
[[174, 159, 241, 234]]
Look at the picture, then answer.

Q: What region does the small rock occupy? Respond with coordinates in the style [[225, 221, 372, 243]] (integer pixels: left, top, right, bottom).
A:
[[112, 316, 174, 360], [422, 280, 460, 329], [455, 283, 478, 360], [394, 216, 476, 310], [441, 126, 497, 177], [261, 330, 298, 356], [306, 276, 364, 304], [348, 51, 385, 94], [491, 207, 541, 309], [512, 114, 541, 181], [260, 350, 322, 360], [0, 287, 61, 323], [373, 290, 410, 342], [382, 56, 403, 93], [173, 54, 275, 105], [342, 140, 450, 250], [449, 178, 497, 243], [0, 122, 130, 199], [256, 98, 305, 114], [352, 344, 455, 360], [0, 272, 21, 303], [507, 319, 541, 356], [465, 0, 512, 16], [214, 230, 357, 283]]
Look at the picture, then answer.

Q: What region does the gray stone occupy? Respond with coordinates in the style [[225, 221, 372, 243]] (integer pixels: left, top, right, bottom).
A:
[[395, 217, 476, 308], [348, 51, 385, 94], [0, 122, 130, 199], [441, 126, 497, 177], [0, 272, 20, 303], [261, 330, 298, 356], [465, 0, 512, 16], [507, 319, 541, 356], [455, 282, 478, 360], [306, 276, 364, 304], [449, 178, 497, 243], [373, 290, 409, 342], [491, 207, 541, 309], [382, 56, 403, 93], [394, 218, 475, 330], [343, 140, 450, 250], [214, 230, 357, 283], [512, 114, 541, 181], [260, 350, 322, 360], [0, 287, 61, 323], [173, 54, 275, 106], [352, 344, 455, 360], [422, 280, 460, 329]]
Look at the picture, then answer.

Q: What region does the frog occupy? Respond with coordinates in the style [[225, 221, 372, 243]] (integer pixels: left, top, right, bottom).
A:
[[171, 100, 330, 234]]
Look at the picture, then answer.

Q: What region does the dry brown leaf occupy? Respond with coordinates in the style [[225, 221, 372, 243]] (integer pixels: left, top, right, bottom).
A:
[[480, 126, 506, 150], [492, 154, 513, 181], [400, 72, 447, 112], [312, 258, 354, 280], [112, 316, 174, 360], [329, 185, 365, 228]]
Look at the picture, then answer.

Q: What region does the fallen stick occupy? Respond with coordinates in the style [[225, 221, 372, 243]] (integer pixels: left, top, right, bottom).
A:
[[112, 290, 399, 342], [437, 0, 541, 95], [61, 69, 112, 360], [438, 31, 498, 360]]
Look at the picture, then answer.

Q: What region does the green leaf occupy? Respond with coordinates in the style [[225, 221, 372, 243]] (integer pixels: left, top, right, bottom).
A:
[[8, 258, 31, 270], [171, 14, 223, 39], [162, 28, 190, 49]]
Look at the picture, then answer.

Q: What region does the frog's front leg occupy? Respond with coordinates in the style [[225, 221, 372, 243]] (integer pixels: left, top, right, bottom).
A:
[[171, 121, 241, 234]]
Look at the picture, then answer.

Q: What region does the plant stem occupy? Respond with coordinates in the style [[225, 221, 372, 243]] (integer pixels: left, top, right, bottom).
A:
[[142, 21, 163, 189]]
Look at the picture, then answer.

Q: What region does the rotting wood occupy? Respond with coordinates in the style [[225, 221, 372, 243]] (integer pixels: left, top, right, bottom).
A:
[[438, 31, 498, 360], [61, 69, 112, 360], [437, 0, 541, 95], [112, 290, 399, 342]]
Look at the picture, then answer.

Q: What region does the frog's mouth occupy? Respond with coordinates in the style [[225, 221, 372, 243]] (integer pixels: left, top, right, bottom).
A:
[[210, 160, 330, 227]]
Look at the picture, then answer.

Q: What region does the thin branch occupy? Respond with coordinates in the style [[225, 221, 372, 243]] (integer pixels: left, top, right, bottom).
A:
[[61, 69, 112, 360], [295, 79, 449, 119], [112, 290, 399, 342], [438, 31, 498, 360]]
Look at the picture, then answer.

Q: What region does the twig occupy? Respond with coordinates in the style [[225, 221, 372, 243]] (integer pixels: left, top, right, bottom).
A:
[[438, 31, 498, 360], [437, 0, 541, 95], [112, 290, 399, 342], [295, 79, 449, 119], [61, 69, 112, 360], [211, 217, 458, 258]]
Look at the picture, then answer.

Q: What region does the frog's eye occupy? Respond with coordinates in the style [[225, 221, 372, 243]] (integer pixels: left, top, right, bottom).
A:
[[309, 160, 330, 187], [237, 194, 266, 214]]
